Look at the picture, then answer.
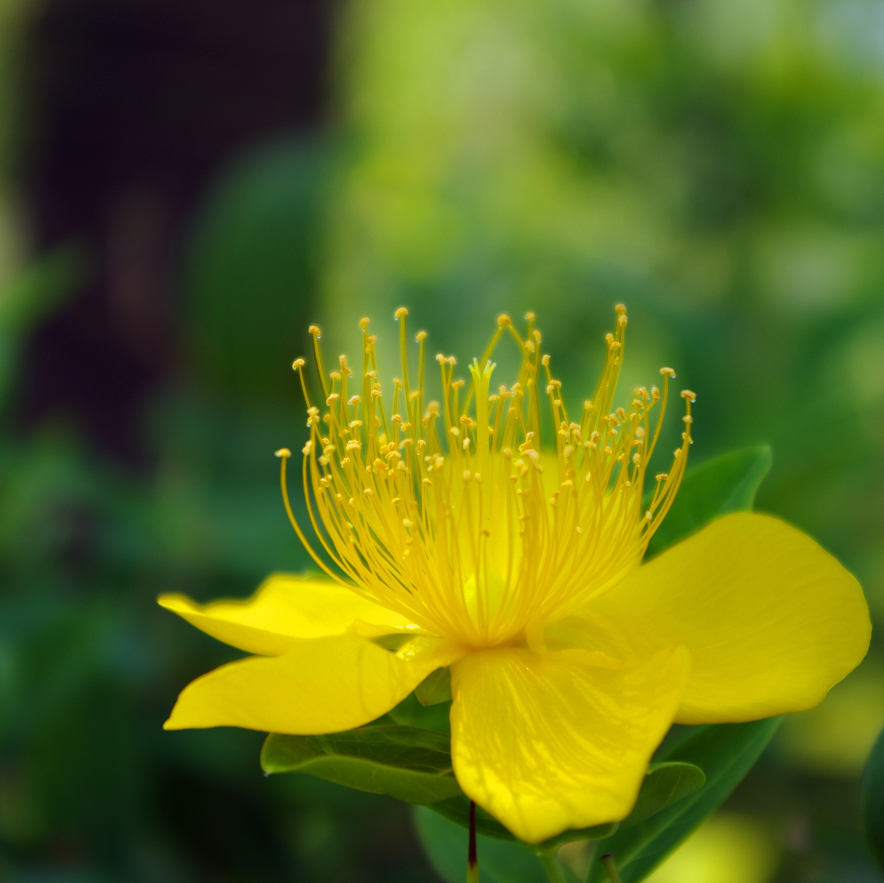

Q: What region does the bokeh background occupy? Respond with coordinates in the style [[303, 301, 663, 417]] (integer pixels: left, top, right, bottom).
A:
[[1, 0, 883, 880]]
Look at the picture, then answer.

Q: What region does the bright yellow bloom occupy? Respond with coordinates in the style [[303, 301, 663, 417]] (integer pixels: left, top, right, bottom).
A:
[[161, 308, 870, 844]]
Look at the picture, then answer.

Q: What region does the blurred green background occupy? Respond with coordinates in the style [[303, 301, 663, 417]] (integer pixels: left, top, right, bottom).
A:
[[1, 0, 882, 880]]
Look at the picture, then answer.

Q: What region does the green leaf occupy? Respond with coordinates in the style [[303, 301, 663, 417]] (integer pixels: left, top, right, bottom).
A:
[[414, 805, 550, 883], [260, 725, 464, 805], [386, 690, 452, 734], [644, 446, 771, 559], [425, 795, 617, 853], [862, 723, 884, 873], [421, 762, 701, 855], [620, 762, 705, 828], [415, 666, 452, 706], [586, 718, 781, 883]]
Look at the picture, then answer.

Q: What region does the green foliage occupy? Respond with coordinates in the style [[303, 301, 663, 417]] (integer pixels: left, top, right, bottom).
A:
[[415, 764, 706, 882], [415, 807, 550, 883], [426, 762, 704, 854], [263, 722, 702, 852], [180, 140, 327, 405], [644, 446, 771, 559], [386, 690, 452, 734], [862, 723, 884, 873], [261, 725, 463, 805], [586, 719, 782, 882], [619, 762, 706, 829], [0, 245, 85, 410], [425, 797, 617, 853], [415, 666, 452, 706]]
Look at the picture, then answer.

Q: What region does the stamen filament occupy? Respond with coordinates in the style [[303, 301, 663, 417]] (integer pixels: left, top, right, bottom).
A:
[[281, 308, 693, 648]]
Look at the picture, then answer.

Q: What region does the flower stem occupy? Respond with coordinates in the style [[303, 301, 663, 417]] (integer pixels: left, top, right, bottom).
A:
[[600, 853, 623, 883], [541, 850, 567, 883], [467, 801, 478, 883]]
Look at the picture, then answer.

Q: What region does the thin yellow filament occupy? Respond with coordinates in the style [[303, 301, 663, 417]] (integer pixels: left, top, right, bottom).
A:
[[278, 308, 694, 648]]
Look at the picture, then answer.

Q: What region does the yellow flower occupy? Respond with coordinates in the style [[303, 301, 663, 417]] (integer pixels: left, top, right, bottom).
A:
[[160, 307, 870, 844]]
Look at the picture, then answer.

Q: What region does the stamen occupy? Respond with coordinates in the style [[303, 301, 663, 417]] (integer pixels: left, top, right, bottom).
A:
[[281, 307, 693, 648]]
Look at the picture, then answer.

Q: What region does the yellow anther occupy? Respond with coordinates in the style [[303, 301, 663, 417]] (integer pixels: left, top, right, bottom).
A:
[[394, 307, 409, 319], [681, 390, 697, 402], [661, 367, 676, 378], [278, 306, 693, 649], [274, 448, 291, 458], [359, 317, 370, 330], [308, 325, 321, 336]]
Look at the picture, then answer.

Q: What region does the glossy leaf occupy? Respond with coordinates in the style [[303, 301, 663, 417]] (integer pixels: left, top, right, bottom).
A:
[[261, 724, 463, 804], [415, 666, 452, 706], [862, 723, 884, 873], [586, 718, 781, 883], [387, 691, 452, 734], [426, 795, 617, 853], [415, 805, 551, 883], [620, 762, 705, 828], [644, 446, 771, 559], [421, 762, 701, 854]]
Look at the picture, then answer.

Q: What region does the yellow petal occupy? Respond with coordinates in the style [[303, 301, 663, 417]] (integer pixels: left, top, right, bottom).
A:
[[449, 646, 688, 844], [164, 635, 467, 734], [158, 573, 418, 656], [549, 513, 871, 724]]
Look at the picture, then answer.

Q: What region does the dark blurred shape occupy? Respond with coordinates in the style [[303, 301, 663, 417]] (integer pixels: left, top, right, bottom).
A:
[[16, 0, 330, 465]]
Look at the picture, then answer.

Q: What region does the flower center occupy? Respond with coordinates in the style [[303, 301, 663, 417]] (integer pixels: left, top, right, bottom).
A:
[[277, 307, 694, 649]]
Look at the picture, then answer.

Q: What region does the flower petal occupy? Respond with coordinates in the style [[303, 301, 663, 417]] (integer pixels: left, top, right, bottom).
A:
[[164, 635, 467, 734], [448, 645, 688, 844], [549, 513, 871, 724], [158, 573, 418, 656]]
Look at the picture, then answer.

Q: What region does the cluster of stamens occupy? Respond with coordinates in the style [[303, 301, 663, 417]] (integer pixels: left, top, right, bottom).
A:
[[276, 306, 694, 649]]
